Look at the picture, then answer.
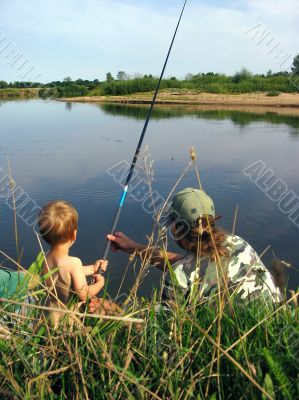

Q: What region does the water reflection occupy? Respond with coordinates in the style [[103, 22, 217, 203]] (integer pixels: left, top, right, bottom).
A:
[[100, 103, 299, 132], [65, 102, 73, 111]]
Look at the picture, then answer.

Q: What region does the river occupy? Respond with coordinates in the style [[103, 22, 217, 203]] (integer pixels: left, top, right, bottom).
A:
[[0, 99, 298, 297]]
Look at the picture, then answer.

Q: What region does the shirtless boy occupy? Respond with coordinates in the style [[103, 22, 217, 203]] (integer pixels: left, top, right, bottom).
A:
[[38, 200, 109, 323]]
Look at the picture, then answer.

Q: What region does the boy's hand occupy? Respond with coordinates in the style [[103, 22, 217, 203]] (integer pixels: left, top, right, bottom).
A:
[[92, 274, 105, 286], [93, 259, 108, 273], [107, 232, 137, 253]]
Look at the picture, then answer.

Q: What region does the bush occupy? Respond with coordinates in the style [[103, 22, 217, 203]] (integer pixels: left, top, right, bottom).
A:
[[233, 67, 253, 83], [204, 82, 227, 93], [267, 91, 281, 96], [57, 83, 88, 98]]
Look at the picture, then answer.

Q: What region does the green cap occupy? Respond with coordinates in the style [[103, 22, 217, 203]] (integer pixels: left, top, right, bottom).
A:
[[169, 188, 215, 226]]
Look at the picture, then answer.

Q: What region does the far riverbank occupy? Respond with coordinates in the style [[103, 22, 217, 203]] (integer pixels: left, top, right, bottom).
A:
[[0, 88, 39, 99], [59, 90, 299, 110], [2, 89, 299, 115]]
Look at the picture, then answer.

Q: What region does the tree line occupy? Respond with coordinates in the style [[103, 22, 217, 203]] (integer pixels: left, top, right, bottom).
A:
[[1, 54, 298, 98]]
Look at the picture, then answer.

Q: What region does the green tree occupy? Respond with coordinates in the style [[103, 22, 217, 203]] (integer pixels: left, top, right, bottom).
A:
[[185, 73, 194, 81], [233, 67, 252, 83], [106, 72, 114, 82], [63, 77, 72, 82], [117, 71, 127, 81], [0, 80, 8, 89], [291, 54, 299, 74]]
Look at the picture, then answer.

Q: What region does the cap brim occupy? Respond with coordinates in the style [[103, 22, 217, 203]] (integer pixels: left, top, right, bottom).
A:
[[160, 208, 176, 228]]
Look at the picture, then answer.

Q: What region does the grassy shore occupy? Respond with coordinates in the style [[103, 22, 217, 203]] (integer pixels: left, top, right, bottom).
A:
[[60, 89, 299, 111], [0, 283, 298, 399], [2, 87, 299, 114], [0, 88, 39, 99]]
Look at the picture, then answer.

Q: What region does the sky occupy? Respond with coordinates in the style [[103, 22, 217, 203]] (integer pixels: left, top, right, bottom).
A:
[[0, 0, 298, 83]]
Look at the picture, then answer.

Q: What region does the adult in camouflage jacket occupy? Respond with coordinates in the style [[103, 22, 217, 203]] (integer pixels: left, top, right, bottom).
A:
[[108, 188, 281, 303]]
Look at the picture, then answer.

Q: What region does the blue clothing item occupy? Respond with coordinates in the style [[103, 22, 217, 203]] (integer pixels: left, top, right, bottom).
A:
[[0, 252, 44, 299], [0, 269, 25, 298]]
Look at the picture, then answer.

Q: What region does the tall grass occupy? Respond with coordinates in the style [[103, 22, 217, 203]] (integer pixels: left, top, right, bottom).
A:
[[34, 72, 299, 99], [0, 150, 298, 399], [92, 74, 297, 96], [0, 292, 298, 399]]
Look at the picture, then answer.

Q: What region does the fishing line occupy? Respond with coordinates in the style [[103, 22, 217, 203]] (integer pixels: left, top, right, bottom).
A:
[[100, 0, 188, 263]]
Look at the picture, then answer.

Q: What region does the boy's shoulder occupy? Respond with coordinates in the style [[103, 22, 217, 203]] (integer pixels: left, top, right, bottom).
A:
[[64, 256, 83, 270], [45, 254, 83, 271], [68, 256, 82, 265]]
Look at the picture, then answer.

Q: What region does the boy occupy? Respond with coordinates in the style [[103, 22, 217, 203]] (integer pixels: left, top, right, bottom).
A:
[[38, 200, 112, 323]]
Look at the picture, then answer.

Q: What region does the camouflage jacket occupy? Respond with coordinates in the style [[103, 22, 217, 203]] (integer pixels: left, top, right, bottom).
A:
[[164, 235, 281, 303]]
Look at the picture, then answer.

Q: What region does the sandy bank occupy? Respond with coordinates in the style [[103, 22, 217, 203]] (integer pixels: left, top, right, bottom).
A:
[[59, 91, 299, 109]]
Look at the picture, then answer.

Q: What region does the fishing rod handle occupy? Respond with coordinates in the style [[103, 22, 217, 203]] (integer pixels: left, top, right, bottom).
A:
[[97, 191, 125, 274]]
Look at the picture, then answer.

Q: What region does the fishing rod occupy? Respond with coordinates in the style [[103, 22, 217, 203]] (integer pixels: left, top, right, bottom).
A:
[[101, 0, 188, 263]]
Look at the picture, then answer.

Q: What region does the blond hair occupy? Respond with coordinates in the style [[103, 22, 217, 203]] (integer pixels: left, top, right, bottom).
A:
[[38, 201, 78, 246]]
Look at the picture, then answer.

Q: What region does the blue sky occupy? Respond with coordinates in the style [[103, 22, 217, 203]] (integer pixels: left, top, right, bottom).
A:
[[0, 0, 298, 82]]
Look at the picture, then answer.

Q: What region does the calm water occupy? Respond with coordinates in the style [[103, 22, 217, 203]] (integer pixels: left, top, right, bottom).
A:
[[1, 99, 299, 297]]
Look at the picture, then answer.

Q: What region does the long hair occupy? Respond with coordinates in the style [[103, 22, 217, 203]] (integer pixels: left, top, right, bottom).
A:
[[173, 215, 228, 260]]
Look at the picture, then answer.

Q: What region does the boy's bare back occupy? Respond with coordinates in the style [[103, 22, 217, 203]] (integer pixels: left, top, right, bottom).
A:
[[43, 254, 82, 305]]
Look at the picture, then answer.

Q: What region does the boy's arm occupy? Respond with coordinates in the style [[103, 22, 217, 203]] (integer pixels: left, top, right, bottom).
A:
[[83, 260, 108, 276], [83, 265, 95, 276], [70, 260, 105, 301]]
